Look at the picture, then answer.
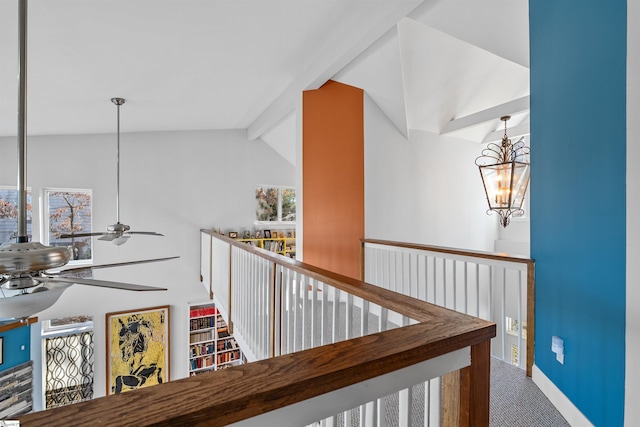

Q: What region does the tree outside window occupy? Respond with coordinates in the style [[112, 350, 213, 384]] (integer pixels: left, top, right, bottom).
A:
[[46, 189, 93, 262], [0, 187, 32, 243], [255, 186, 296, 223]]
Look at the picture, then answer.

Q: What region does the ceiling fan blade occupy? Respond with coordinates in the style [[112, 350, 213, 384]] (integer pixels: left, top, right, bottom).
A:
[[60, 232, 107, 239], [41, 276, 167, 291], [47, 256, 179, 275], [126, 231, 164, 236]]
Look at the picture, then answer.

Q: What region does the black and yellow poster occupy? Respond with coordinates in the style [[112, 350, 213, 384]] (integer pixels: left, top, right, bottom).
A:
[[106, 305, 170, 395]]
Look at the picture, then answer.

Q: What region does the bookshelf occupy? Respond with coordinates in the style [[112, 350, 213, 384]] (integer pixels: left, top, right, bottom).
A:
[[188, 302, 244, 376], [236, 237, 296, 257]]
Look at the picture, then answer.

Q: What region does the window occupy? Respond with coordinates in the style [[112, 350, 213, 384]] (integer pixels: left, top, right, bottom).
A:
[[42, 316, 94, 409], [255, 186, 296, 224], [0, 186, 32, 243], [43, 188, 93, 263]]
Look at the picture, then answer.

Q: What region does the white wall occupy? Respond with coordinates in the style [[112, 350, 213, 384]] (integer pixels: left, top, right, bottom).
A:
[[0, 129, 295, 403], [364, 94, 498, 252], [626, 1, 640, 424]]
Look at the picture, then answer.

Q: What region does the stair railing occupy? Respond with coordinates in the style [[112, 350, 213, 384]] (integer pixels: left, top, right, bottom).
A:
[[361, 238, 534, 377]]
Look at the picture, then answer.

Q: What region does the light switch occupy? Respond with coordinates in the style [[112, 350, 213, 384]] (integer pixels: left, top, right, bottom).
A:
[[551, 335, 564, 364]]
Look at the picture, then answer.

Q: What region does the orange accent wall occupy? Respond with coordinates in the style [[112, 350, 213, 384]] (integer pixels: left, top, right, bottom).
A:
[[302, 80, 364, 280]]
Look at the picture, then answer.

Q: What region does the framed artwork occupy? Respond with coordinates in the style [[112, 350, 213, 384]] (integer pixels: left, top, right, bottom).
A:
[[263, 230, 271, 238], [243, 230, 251, 239], [286, 231, 293, 238], [228, 231, 238, 239], [106, 305, 170, 395]]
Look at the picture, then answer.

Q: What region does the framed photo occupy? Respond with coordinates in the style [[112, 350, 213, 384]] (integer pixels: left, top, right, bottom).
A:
[[243, 230, 251, 239], [255, 230, 262, 239], [106, 305, 170, 395], [228, 231, 238, 239], [263, 230, 271, 238], [286, 231, 293, 238]]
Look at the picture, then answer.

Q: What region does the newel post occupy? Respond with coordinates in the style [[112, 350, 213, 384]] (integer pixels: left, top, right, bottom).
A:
[[460, 340, 491, 426]]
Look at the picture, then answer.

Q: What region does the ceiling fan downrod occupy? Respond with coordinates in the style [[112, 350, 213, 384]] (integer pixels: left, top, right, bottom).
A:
[[111, 97, 125, 225]]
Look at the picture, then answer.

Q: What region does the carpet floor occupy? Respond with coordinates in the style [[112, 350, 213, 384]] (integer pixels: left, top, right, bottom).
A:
[[490, 357, 570, 427]]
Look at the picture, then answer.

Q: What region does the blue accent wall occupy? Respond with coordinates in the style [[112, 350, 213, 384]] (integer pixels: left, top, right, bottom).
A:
[[0, 325, 31, 372], [530, 1, 626, 425]]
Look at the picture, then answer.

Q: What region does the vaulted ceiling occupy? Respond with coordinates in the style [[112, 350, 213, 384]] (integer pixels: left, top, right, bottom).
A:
[[0, 0, 529, 165]]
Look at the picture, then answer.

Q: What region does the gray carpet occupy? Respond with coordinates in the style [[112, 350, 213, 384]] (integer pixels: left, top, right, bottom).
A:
[[491, 358, 570, 427]]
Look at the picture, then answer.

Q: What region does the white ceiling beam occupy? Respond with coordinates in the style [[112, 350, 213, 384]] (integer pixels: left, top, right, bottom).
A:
[[482, 122, 530, 144], [247, 0, 423, 141], [441, 95, 530, 135]]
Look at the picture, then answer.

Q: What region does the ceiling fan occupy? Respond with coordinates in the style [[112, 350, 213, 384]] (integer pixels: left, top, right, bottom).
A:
[[60, 97, 163, 246], [0, 0, 177, 321]]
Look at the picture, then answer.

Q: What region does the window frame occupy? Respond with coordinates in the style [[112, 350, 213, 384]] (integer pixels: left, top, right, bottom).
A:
[[0, 185, 33, 244], [41, 317, 94, 409], [41, 187, 94, 265], [254, 185, 296, 226]]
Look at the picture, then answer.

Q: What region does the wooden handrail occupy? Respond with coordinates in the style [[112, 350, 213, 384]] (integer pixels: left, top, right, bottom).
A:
[[361, 237, 535, 377], [18, 231, 496, 426], [19, 304, 494, 427], [0, 316, 36, 333]]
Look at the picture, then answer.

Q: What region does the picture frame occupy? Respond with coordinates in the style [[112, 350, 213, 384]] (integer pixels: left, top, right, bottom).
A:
[[228, 231, 238, 239], [263, 230, 271, 238], [243, 230, 251, 239], [255, 230, 262, 238], [286, 231, 293, 238], [106, 305, 170, 395]]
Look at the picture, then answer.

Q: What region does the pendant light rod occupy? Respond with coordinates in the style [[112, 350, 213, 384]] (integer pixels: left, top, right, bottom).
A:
[[111, 97, 125, 225], [17, 0, 28, 242]]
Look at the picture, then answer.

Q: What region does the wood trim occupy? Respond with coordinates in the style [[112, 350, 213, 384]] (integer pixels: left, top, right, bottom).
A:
[[269, 263, 277, 358], [209, 233, 213, 299], [442, 371, 461, 426], [227, 244, 233, 334], [526, 260, 535, 377], [360, 239, 366, 281], [467, 341, 491, 426], [0, 316, 37, 333]]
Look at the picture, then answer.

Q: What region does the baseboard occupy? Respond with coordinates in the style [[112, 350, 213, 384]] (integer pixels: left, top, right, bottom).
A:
[[532, 364, 594, 427]]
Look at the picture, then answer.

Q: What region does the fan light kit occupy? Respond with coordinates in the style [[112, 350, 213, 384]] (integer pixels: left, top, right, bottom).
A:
[[0, 0, 176, 321]]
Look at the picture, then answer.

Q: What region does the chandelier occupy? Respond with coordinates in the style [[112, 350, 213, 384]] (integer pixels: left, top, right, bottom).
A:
[[475, 116, 530, 227]]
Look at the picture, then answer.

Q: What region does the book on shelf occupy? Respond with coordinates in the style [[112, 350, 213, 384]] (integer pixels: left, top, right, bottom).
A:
[[190, 316, 215, 331], [189, 306, 218, 318], [189, 331, 213, 343]]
